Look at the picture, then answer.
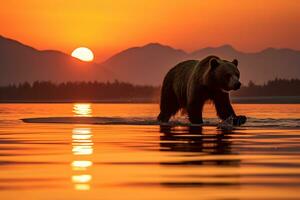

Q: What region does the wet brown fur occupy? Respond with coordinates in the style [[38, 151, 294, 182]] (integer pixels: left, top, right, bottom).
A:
[[157, 55, 240, 124]]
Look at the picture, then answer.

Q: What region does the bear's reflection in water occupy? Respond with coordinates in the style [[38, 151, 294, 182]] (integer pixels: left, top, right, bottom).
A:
[[157, 126, 241, 187], [159, 126, 240, 167]]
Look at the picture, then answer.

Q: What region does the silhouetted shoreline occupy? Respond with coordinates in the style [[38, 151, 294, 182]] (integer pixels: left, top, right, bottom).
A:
[[0, 78, 299, 103], [1, 96, 300, 104]]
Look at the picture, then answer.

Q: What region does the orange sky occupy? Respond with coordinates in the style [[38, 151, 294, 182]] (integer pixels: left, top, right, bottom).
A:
[[0, 0, 299, 62]]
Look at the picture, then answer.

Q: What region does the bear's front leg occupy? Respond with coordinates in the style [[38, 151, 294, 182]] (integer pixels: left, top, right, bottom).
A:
[[213, 91, 247, 126], [232, 115, 247, 126], [213, 91, 236, 120], [187, 100, 205, 124]]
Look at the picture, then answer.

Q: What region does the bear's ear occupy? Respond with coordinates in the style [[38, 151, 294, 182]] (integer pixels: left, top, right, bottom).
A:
[[232, 59, 238, 67], [210, 58, 219, 69]]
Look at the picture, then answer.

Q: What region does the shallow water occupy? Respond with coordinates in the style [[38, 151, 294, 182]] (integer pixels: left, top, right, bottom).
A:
[[0, 103, 300, 199]]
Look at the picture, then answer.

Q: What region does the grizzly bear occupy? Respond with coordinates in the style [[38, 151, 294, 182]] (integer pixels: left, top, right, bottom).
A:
[[157, 55, 246, 126]]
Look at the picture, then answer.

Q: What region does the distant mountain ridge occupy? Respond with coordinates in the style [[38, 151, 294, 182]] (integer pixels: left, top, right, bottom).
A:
[[0, 35, 112, 85], [102, 43, 300, 85], [102, 43, 187, 84], [0, 35, 299, 86]]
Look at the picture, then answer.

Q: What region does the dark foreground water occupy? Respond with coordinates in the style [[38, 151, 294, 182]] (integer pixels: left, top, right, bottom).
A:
[[0, 103, 300, 199]]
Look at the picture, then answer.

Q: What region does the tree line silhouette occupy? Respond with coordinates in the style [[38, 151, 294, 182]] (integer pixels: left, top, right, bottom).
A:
[[0, 78, 299, 102], [0, 80, 159, 102], [232, 78, 300, 97]]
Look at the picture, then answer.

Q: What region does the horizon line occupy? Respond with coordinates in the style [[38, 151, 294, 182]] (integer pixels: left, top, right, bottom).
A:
[[1, 34, 300, 64]]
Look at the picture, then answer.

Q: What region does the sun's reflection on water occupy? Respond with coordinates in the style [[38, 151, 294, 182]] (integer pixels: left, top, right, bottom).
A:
[[72, 174, 92, 183], [71, 125, 94, 191], [71, 161, 93, 171], [73, 103, 92, 117], [74, 183, 91, 191], [72, 128, 94, 155]]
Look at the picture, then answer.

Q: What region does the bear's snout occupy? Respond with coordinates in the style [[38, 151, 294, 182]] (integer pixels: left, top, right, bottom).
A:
[[233, 82, 241, 90]]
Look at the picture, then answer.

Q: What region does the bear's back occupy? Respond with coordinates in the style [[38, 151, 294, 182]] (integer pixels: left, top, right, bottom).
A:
[[164, 60, 199, 106]]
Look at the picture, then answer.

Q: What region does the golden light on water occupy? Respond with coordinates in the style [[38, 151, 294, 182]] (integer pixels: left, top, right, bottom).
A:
[[71, 127, 94, 191], [72, 175, 92, 183], [72, 128, 93, 155], [72, 161, 93, 171], [72, 127, 91, 134], [72, 175, 92, 190], [73, 104, 92, 117], [72, 146, 93, 155], [74, 184, 90, 191], [2, 104, 300, 199], [72, 134, 92, 140]]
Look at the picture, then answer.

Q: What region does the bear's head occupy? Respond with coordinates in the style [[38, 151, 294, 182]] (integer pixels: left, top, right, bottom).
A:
[[209, 57, 241, 92]]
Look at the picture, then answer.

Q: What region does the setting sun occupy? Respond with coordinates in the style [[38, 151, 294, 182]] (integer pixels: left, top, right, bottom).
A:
[[71, 47, 94, 62]]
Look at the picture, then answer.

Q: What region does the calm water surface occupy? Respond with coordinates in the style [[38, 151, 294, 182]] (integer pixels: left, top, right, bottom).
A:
[[0, 103, 300, 200]]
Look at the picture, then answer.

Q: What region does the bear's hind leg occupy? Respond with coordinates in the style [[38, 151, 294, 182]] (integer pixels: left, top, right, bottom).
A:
[[157, 112, 172, 123], [157, 101, 180, 122], [157, 89, 180, 123]]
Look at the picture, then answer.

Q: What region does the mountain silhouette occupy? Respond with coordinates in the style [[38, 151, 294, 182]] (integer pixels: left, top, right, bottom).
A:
[[188, 45, 300, 85], [1, 35, 299, 85], [101, 43, 187, 84], [103, 43, 300, 85], [0, 35, 113, 85]]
